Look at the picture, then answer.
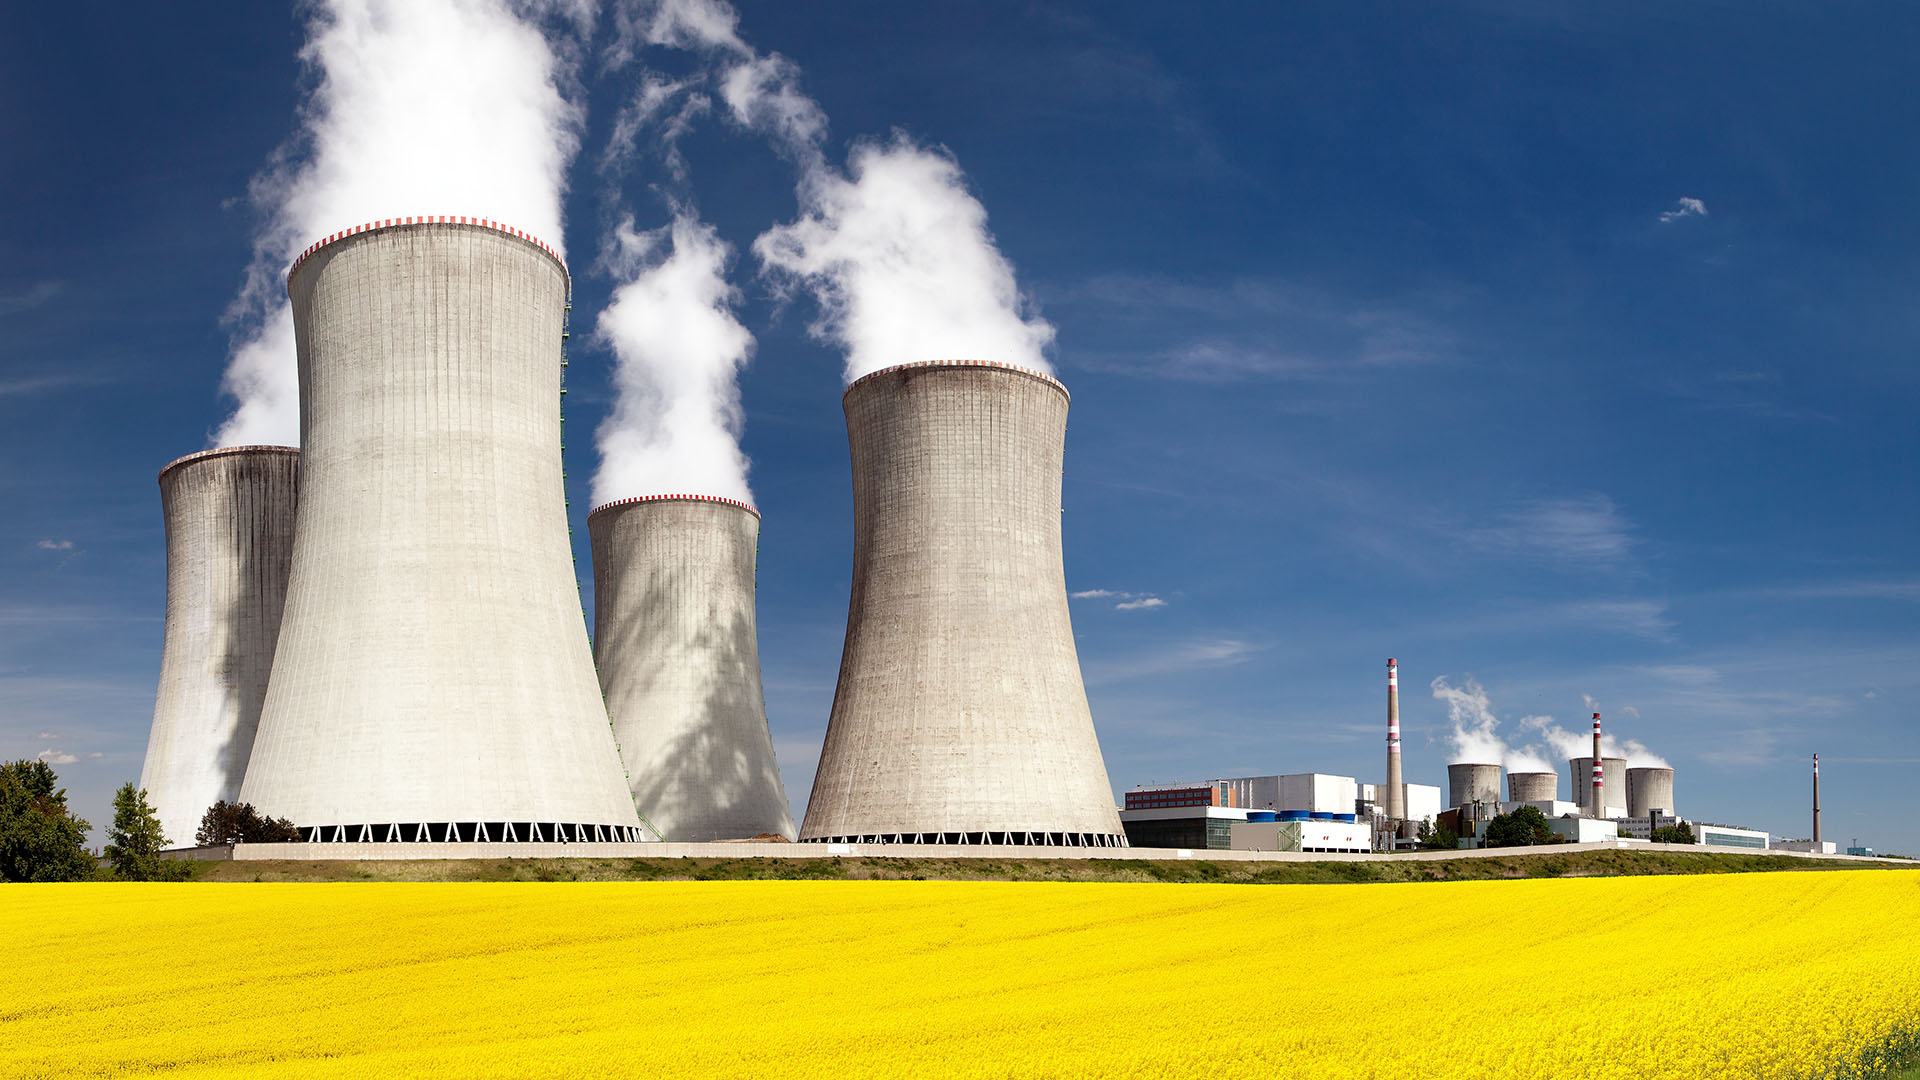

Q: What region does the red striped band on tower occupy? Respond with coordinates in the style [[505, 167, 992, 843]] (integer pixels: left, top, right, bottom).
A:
[[286, 216, 570, 291]]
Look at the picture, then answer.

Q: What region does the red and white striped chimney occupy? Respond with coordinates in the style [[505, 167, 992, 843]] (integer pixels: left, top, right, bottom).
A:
[[1591, 712, 1605, 818], [1386, 659, 1404, 822]]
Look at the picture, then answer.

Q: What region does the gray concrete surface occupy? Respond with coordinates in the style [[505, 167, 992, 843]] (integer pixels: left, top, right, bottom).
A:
[[1626, 767, 1677, 818], [241, 220, 640, 833], [1448, 763, 1502, 808], [1508, 771, 1559, 803], [1571, 757, 1630, 817], [141, 446, 299, 848], [589, 496, 796, 842], [802, 361, 1125, 844], [215, 839, 1916, 865]]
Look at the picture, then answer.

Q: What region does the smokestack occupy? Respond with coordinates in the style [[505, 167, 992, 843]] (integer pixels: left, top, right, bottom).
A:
[[1812, 753, 1821, 844], [1591, 712, 1604, 818], [240, 219, 643, 843], [588, 494, 795, 841], [800, 361, 1125, 846], [141, 445, 299, 847], [1386, 658, 1405, 822]]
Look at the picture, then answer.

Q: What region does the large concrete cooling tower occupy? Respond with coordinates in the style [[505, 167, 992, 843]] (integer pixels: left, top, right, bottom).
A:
[[1626, 766, 1676, 818], [588, 494, 795, 842], [1570, 757, 1629, 818], [240, 218, 641, 843], [801, 360, 1125, 846], [1507, 771, 1558, 803], [141, 445, 298, 848], [1447, 763, 1502, 808]]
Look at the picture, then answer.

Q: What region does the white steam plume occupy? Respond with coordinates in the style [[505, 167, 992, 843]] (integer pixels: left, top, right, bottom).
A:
[[213, 0, 593, 447], [619, 0, 1055, 384], [1521, 701, 1670, 769], [1430, 675, 1554, 772], [591, 212, 754, 505]]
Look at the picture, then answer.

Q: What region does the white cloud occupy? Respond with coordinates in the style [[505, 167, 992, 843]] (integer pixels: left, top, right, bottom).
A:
[[1559, 599, 1674, 641], [1070, 589, 1120, 600], [36, 539, 73, 551], [1470, 495, 1633, 570], [1071, 588, 1166, 610], [1659, 196, 1707, 223], [36, 749, 78, 765], [1084, 639, 1256, 684], [1115, 597, 1166, 610]]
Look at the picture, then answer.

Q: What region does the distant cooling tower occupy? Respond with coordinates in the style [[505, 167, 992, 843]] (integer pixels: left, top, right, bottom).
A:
[[1447, 763, 1502, 808], [588, 494, 795, 842], [1507, 771, 1557, 804], [141, 446, 298, 848], [1626, 767, 1676, 818], [801, 360, 1125, 846], [241, 218, 641, 843], [1569, 757, 1629, 817]]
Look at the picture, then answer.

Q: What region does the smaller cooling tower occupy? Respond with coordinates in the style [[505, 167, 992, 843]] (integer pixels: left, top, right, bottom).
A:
[[1507, 771, 1558, 804], [1448, 763, 1502, 808], [142, 445, 299, 848], [1626, 767, 1676, 818], [589, 494, 795, 842], [1570, 757, 1629, 816]]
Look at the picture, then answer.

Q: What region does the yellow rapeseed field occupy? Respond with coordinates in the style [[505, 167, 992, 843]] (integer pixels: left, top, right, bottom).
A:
[[6, 871, 1918, 1078]]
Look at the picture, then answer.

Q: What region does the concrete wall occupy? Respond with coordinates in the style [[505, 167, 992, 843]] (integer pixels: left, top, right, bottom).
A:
[[589, 496, 795, 841], [801, 361, 1124, 843], [1507, 771, 1558, 803], [1570, 756, 1629, 817], [241, 220, 639, 833], [1223, 773, 1357, 814], [1626, 767, 1676, 818], [1448, 763, 1502, 808], [142, 446, 299, 848]]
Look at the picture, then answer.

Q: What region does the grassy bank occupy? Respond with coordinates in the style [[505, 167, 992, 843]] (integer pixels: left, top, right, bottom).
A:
[[187, 847, 1914, 884]]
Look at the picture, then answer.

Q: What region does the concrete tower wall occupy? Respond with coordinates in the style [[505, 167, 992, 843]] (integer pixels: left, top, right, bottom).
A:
[[1626, 767, 1676, 818], [1507, 771, 1558, 803], [241, 218, 640, 839], [589, 495, 795, 842], [1385, 659, 1405, 821], [802, 361, 1125, 845], [142, 446, 299, 847], [1447, 763, 1502, 808], [1570, 757, 1630, 817]]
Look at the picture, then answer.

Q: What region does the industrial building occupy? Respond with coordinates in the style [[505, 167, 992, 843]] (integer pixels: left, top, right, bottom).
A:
[[800, 361, 1126, 847], [1773, 839, 1837, 854], [141, 445, 299, 847], [589, 494, 795, 842], [1230, 815, 1372, 854], [1691, 823, 1770, 849], [1121, 774, 1394, 851], [238, 218, 643, 842]]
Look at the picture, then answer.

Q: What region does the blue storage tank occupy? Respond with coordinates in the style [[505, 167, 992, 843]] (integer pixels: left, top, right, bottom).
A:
[[1335, 813, 1356, 823], [1279, 810, 1311, 822], [1247, 811, 1276, 823], [1309, 811, 1334, 821]]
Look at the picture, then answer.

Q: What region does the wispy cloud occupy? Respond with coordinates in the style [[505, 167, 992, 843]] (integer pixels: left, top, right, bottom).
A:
[[0, 281, 60, 316], [36, 539, 74, 552], [1468, 495, 1634, 571], [1659, 196, 1707, 223], [1071, 588, 1167, 611], [36, 749, 78, 765], [1557, 599, 1674, 641], [1752, 580, 1920, 602], [1085, 638, 1257, 684]]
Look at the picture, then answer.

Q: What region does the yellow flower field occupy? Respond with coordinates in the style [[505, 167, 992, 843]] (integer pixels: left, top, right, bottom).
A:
[[6, 871, 1918, 1078]]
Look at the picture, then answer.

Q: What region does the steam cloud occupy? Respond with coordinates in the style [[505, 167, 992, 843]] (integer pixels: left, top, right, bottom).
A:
[[1522, 696, 1670, 768], [214, 0, 592, 447], [1429, 675, 1554, 772], [620, 0, 1055, 385]]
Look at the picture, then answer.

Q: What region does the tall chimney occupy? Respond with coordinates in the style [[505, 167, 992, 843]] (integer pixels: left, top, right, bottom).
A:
[[1812, 753, 1821, 844], [1386, 658, 1405, 822], [1591, 712, 1605, 818]]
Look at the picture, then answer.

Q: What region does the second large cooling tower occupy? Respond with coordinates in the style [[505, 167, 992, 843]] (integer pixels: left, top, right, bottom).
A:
[[240, 218, 641, 842], [801, 360, 1126, 846], [589, 495, 795, 841]]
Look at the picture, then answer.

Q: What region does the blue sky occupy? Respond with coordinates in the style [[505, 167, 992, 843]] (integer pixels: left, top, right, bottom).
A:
[[2, 2, 1915, 852]]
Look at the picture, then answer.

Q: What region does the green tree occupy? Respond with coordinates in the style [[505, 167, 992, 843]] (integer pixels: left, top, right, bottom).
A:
[[196, 800, 301, 845], [104, 783, 190, 881], [0, 759, 95, 882], [1650, 823, 1697, 844], [1417, 818, 1459, 851], [1484, 805, 1554, 848]]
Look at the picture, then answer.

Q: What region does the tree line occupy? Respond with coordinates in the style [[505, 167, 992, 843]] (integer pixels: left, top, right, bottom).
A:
[[0, 759, 298, 882]]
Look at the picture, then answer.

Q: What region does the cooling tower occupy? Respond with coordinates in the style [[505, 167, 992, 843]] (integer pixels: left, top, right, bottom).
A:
[[1625, 766, 1675, 818], [1569, 757, 1629, 817], [141, 445, 299, 848], [588, 494, 795, 842], [1507, 771, 1558, 804], [1447, 763, 1502, 808], [801, 360, 1125, 846], [240, 218, 641, 843]]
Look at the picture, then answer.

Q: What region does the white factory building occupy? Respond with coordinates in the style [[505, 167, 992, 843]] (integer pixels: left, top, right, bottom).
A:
[[1117, 772, 1442, 853]]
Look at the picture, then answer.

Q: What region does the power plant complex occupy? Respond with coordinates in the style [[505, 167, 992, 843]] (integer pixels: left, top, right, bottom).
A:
[[134, 220, 1857, 858]]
